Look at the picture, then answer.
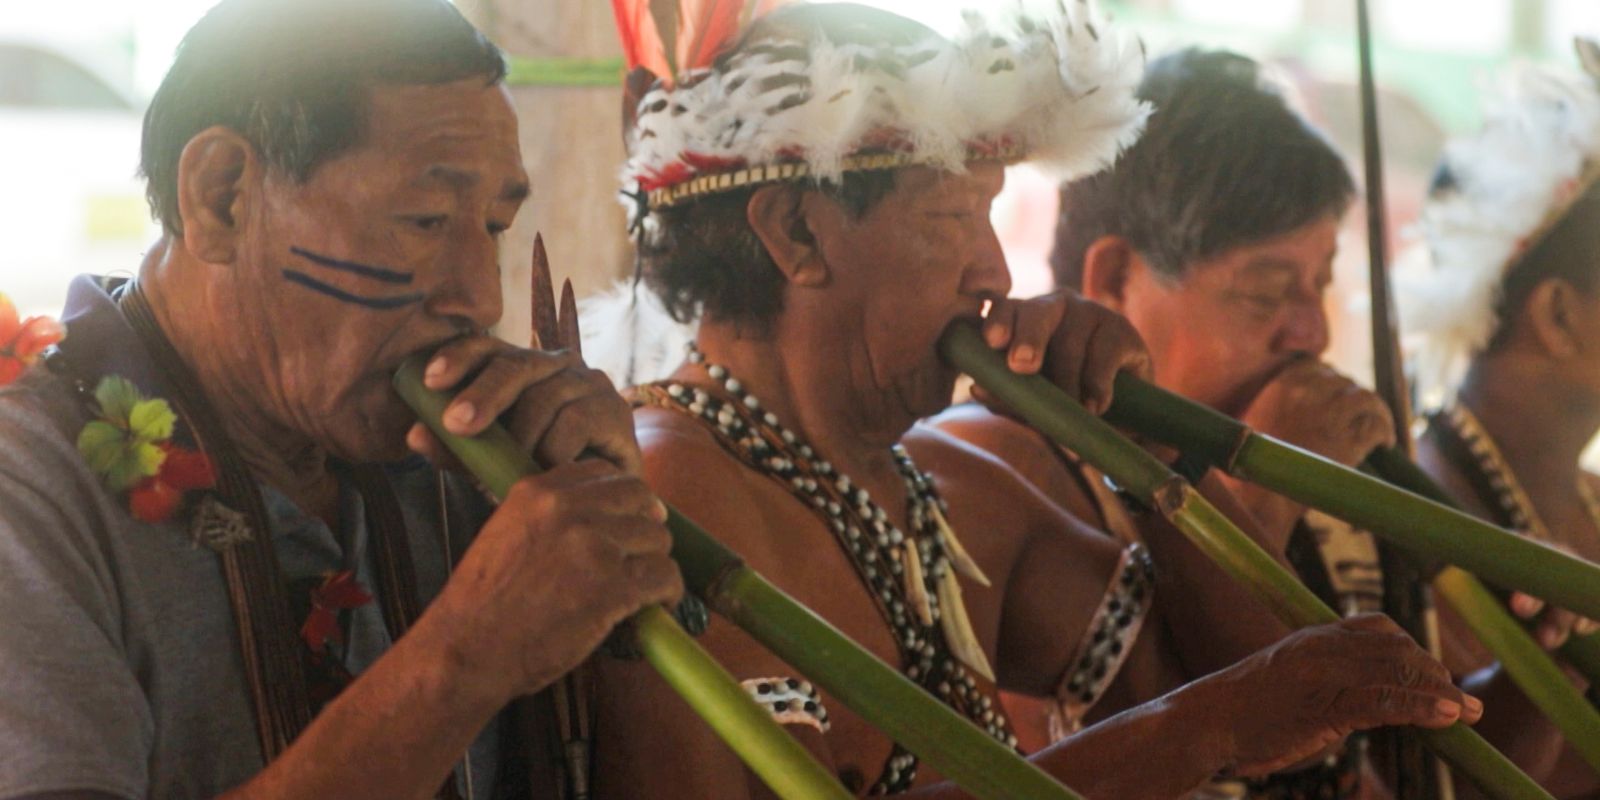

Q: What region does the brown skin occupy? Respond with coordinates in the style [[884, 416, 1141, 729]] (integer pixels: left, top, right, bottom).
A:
[[1417, 275, 1600, 797], [41, 80, 684, 800], [594, 166, 1477, 800], [931, 217, 1393, 755], [1081, 219, 1395, 546]]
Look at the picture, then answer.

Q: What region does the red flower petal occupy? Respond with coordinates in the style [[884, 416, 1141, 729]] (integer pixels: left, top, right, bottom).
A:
[[0, 293, 18, 345], [312, 570, 374, 610], [158, 443, 216, 491], [301, 607, 341, 653], [0, 357, 22, 388], [129, 478, 182, 523], [12, 316, 65, 360]]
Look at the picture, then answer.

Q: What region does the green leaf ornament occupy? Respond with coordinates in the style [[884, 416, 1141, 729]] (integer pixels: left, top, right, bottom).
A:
[[76, 376, 174, 493]]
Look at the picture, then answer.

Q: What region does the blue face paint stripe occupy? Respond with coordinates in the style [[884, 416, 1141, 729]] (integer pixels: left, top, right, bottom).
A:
[[289, 246, 416, 285], [281, 270, 424, 310]]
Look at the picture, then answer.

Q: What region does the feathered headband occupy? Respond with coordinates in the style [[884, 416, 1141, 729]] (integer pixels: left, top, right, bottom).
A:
[[612, 0, 1149, 220], [1400, 39, 1600, 406]]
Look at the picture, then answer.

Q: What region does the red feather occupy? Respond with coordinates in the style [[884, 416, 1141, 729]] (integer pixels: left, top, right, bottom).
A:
[[612, 0, 673, 84], [679, 0, 746, 72], [612, 0, 783, 85]]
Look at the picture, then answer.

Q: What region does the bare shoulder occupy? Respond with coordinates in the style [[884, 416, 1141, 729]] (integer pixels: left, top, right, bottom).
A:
[[632, 405, 777, 560], [914, 408, 1102, 525]]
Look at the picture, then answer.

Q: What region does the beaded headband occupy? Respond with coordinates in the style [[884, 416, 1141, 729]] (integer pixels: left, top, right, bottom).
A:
[[1400, 39, 1600, 406], [613, 1, 1149, 221]]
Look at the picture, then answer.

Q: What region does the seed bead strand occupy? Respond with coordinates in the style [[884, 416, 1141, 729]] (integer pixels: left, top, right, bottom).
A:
[[640, 344, 1017, 793]]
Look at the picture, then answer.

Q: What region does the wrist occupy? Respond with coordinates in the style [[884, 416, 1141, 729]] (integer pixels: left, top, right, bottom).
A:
[[403, 598, 520, 712], [1165, 668, 1245, 779]]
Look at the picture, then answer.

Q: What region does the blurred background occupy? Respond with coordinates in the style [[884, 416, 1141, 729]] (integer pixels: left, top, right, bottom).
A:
[[3, 0, 1598, 391]]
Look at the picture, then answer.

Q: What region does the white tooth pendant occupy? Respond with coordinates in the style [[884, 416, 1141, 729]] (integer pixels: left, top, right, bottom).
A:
[[936, 563, 996, 683], [930, 504, 991, 588], [902, 542, 934, 626]]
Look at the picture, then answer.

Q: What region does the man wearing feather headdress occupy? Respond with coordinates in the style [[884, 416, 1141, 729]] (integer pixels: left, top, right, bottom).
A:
[[593, 4, 1477, 797], [1400, 43, 1600, 798]]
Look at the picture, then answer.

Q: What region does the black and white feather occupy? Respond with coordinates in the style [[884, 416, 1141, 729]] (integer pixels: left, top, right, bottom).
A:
[[1399, 51, 1600, 407]]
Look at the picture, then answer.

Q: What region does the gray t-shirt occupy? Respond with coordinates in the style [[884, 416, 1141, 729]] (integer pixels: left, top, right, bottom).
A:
[[0, 366, 503, 798]]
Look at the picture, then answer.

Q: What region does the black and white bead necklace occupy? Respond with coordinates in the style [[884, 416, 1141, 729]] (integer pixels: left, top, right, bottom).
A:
[[639, 343, 1017, 794]]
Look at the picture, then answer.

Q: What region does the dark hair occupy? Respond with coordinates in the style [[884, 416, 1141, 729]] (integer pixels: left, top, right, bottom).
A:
[[637, 2, 931, 332], [140, 0, 506, 234], [1050, 48, 1355, 290], [640, 171, 898, 330], [1487, 181, 1600, 350]]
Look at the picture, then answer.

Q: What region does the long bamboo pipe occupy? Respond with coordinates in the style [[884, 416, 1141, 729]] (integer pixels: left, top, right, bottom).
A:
[[394, 358, 1084, 800], [940, 321, 1553, 800]]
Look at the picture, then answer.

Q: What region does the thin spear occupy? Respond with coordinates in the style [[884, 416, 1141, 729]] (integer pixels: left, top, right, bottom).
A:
[[940, 321, 1554, 800], [1354, 0, 1444, 789], [393, 360, 1086, 800]]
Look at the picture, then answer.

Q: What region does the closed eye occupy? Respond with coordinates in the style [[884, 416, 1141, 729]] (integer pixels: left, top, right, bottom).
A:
[[401, 214, 449, 232]]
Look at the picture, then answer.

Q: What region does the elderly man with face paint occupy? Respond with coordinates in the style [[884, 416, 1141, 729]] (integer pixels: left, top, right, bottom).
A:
[[590, 8, 1478, 799], [0, 1, 685, 799]]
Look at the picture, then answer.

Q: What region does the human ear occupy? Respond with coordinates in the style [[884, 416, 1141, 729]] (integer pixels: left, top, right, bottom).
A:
[[1526, 278, 1584, 359], [175, 126, 257, 263], [1079, 235, 1138, 313], [747, 184, 829, 288]]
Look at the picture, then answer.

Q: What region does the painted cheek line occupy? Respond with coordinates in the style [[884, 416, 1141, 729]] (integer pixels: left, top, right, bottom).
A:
[[281, 269, 424, 310], [289, 246, 416, 284]]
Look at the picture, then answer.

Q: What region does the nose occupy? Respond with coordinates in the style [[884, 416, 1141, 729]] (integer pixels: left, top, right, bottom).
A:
[[959, 222, 1013, 300], [1274, 297, 1330, 357], [425, 228, 503, 331]]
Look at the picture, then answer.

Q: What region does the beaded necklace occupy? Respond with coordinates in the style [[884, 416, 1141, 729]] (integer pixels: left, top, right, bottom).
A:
[[1434, 402, 1600, 544], [634, 344, 1017, 794]]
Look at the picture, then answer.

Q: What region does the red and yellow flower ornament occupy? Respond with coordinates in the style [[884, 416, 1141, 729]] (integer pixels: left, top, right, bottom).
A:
[[75, 376, 216, 523], [0, 292, 66, 386]]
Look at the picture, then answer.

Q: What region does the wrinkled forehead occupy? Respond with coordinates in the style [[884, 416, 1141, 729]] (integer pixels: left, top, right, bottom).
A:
[[357, 80, 524, 171]]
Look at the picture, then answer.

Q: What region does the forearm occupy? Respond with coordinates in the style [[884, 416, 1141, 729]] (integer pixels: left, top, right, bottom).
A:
[[903, 679, 1225, 800], [218, 612, 509, 800]]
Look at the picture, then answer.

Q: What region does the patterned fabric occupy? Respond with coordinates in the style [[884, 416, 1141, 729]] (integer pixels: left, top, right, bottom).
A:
[[742, 677, 830, 734]]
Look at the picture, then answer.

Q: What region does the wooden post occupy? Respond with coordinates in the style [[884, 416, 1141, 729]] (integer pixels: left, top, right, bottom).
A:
[[458, 0, 634, 347]]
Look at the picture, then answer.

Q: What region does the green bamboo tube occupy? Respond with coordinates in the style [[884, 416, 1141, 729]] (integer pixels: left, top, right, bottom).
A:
[[1102, 373, 1600, 623], [1095, 362, 1600, 772], [939, 322, 1552, 800], [1433, 568, 1600, 770], [1364, 448, 1600, 693], [393, 360, 850, 800], [394, 358, 1084, 800]]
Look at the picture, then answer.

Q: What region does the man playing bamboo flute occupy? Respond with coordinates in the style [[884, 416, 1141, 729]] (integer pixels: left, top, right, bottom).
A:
[[591, 5, 1479, 798], [936, 46, 1594, 797], [1400, 45, 1600, 798], [0, 1, 686, 798], [931, 48, 1412, 797]]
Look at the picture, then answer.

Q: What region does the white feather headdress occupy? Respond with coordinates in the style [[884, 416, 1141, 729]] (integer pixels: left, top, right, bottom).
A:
[[1400, 43, 1600, 408], [621, 1, 1149, 218]]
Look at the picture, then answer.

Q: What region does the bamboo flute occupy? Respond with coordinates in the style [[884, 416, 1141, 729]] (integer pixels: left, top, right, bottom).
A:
[[1079, 349, 1600, 766], [940, 322, 1552, 800], [1362, 449, 1600, 713], [1099, 369, 1600, 621], [393, 358, 1085, 800], [1070, 346, 1600, 770]]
